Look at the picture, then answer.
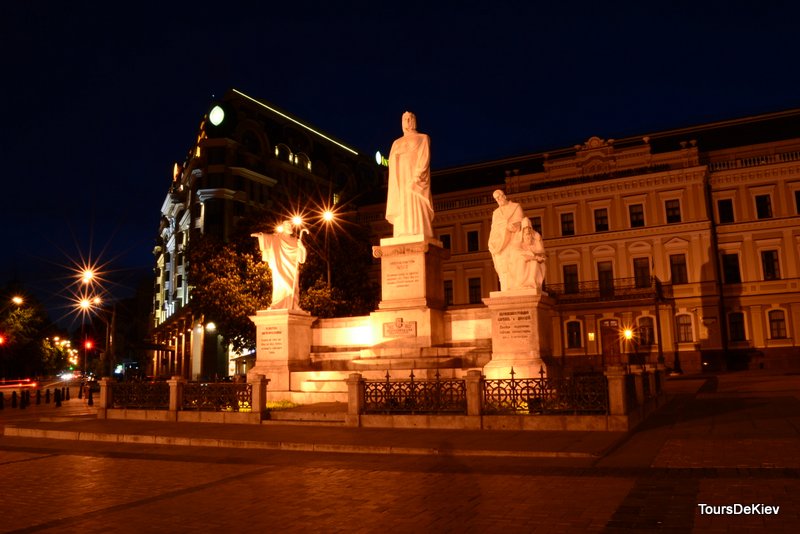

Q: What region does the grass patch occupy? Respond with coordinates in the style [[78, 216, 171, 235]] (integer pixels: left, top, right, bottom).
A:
[[266, 400, 300, 411]]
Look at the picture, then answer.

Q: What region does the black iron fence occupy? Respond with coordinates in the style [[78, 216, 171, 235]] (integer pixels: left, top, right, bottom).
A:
[[483, 371, 608, 415], [183, 382, 252, 412], [363, 372, 467, 414], [110, 382, 170, 409], [107, 380, 252, 412], [360, 370, 610, 416]]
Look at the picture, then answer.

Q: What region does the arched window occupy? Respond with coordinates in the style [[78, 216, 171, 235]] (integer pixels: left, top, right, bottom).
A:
[[676, 314, 693, 343], [566, 321, 582, 348], [768, 310, 787, 339]]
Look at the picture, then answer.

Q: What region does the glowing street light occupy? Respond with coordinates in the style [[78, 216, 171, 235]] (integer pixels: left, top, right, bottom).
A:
[[11, 296, 23, 305], [81, 269, 95, 284]]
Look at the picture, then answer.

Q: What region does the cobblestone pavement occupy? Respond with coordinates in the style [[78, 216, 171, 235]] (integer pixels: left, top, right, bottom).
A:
[[1, 370, 799, 533]]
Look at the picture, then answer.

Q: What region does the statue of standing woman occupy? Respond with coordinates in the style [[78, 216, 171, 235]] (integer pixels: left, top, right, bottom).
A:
[[385, 111, 433, 239], [252, 221, 307, 310]]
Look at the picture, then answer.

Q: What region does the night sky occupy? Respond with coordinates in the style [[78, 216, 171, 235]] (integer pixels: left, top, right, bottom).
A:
[[3, 1, 799, 326]]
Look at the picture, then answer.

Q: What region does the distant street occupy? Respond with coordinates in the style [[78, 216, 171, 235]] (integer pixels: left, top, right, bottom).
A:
[[1, 371, 799, 533]]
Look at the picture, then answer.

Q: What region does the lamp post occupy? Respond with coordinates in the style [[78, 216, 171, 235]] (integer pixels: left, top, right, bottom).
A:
[[322, 209, 335, 286]]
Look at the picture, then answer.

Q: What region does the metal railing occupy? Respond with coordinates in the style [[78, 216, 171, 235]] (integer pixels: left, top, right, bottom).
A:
[[483, 369, 608, 415], [182, 382, 252, 412], [546, 276, 663, 304], [110, 382, 170, 410], [363, 371, 467, 414]]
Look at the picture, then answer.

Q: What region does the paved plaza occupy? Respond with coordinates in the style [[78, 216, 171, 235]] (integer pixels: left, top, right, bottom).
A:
[[1, 370, 799, 532]]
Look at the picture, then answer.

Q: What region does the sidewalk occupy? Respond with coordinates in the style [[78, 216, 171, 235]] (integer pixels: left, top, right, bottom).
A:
[[3, 369, 799, 464]]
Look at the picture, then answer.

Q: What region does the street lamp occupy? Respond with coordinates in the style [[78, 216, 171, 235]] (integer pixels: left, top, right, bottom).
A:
[[321, 209, 336, 286]]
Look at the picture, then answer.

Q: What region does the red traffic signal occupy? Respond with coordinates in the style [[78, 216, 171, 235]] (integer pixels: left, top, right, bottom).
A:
[[84, 340, 93, 349]]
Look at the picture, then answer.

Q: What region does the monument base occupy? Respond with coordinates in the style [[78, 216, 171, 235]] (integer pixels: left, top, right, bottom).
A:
[[248, 308, 314, 392], [373, 235, 446, 310], [482, 290, 554, 379]]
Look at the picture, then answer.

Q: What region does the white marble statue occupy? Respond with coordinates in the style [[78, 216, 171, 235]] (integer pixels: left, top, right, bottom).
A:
[[488, 189, 524, 291], [385, 111, 433, 238], [252, 221, 307, 310], [510, 217, 546, 291]]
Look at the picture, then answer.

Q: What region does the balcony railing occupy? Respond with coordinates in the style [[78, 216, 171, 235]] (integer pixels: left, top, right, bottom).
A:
[[546, 276, 663, 303]]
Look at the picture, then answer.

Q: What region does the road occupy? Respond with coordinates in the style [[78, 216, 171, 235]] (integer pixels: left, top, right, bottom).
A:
[[1, 371, 799, 533]]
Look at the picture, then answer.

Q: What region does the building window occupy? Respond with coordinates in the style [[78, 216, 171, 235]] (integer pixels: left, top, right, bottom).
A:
[[717, 199, 734, 224], [722, 253, 741, 284], [566, 321, 582, 349], [669, 254, 688, 284], [468, 277, 482, 304], [597, 261, 614, 296], [755, 194, 773, 219], [761, 250, 781, 280], [629, 204, 645, 228], [594, 208, 609, 232], [676, 314, 693, 343], [728, 312, 746, 342], [443, 280, 453, 306], [466, 230, 479, 252], [768, 310, 787, 339], [638, 316, 655, 346], [563, 264, 579, 294], [560, 213, 575, 236], [665, 199, 682, 223], [633, 257, 650, 288], [439, 234, 451, 250], [531, 216, 543, 235]]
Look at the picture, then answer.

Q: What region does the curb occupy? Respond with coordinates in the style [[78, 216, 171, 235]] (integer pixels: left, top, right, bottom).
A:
[[2, 426, 598, 459]]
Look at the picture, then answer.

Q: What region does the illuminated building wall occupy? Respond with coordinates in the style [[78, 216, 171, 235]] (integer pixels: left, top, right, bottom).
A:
[[359, 108, 800, 373], [150, 89, 382, 379]]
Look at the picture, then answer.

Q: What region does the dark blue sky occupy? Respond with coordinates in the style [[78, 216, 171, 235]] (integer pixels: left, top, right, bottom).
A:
[[2, 0, 799, 325]]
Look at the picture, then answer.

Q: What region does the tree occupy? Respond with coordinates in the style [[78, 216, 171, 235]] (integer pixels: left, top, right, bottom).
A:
[[186, 234, 271, 353], [0, 285, 50, 378]]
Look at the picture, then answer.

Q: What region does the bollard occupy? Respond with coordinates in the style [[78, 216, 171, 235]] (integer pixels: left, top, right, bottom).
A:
[[87, 389, 94, 407], [0, 391, 4, 410], [20, 391, 27, 410], [61, 387, 66, 400], [11, 391, 18, 408], [78, 384, 83, 399], [36, 389, 41, 405], [65, 387, 70, 401], [54, 388, 62, 408], [45, 389, 51, 404]]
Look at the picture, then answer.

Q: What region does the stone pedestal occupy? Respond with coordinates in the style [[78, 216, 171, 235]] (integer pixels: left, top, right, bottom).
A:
[[370, 236, 446, 348], [373, 235, 445, 310], [248, 309, 314, 394], [482, 289, 554, 379]]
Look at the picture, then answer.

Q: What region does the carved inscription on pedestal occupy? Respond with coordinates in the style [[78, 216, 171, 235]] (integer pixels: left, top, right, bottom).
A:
[[258, 325, 285, 358], [496, 310, 532, 342], [383, 318, 417, 338]]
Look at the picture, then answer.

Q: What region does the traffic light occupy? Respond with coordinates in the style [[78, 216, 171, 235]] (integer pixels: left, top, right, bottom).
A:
[[85, 340, 93, 350]]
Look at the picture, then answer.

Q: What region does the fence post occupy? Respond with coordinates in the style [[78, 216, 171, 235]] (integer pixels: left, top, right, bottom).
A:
[[465, 370, 483, 417], [604, 365, 628, 415], [97, 378, 113, 418], [167, 376, 186, 415], [248, 373, 269, 419], [345, 373, 363, 427]]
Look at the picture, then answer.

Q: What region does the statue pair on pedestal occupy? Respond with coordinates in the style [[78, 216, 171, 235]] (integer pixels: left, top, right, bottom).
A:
[[488, 190, 546, 293]]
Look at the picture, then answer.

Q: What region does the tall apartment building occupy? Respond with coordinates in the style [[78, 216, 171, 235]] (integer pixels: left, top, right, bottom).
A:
[[150, 89, 382, 379], [360, 108, 800, 373]]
